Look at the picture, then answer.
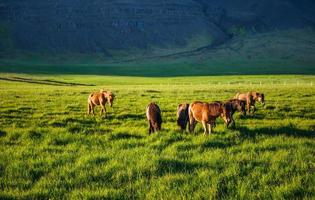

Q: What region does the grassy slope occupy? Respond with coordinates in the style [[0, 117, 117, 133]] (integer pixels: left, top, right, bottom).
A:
[[0, 74, 314, 199], [0, 29, 314, 76]]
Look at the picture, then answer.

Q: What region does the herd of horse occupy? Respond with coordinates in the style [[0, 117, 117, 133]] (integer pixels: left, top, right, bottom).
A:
[[87, 89, 265, 135]]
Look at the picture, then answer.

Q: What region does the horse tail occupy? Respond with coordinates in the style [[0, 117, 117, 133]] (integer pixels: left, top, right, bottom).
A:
[[234, 92, 240, 99], [186, 104, 190, 122], [188, 103, 195, 123], [87, 102, 91, 114]]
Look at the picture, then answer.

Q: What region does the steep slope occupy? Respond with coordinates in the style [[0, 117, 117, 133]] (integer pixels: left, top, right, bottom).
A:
[[0, 0, 315, 70], [193, 0, 315, 34], [1, 0, 315, 56], [0, 0, 228, 55]]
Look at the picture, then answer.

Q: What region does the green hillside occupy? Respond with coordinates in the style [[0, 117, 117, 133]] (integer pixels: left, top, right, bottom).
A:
[[1, 30, 314, 76]]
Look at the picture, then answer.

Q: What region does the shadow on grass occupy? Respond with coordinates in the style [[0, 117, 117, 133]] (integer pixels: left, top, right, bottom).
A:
[[49, 117, 98, 128], [238, 125, 314, 139], [0, 130, 7, 137], [116, 113, 143, 120], [242, 113, 266, 120], [0, 76, 95, 86], [109, 132, 144, 140], [2, 107, 33, 115], [64, 117, 97, 125], [145, 90, 161, 93], [157, 158, 207, 176], [201, 139, 234, 150]]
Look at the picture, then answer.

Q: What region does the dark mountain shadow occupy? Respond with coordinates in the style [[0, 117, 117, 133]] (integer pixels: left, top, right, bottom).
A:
[[0, 76, 94, 86], [237, 125, 314, 139]]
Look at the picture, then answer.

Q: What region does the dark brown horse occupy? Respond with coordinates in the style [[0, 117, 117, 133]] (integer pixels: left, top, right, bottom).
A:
[[146, 103, 162, 134], [87, 90, 115, 117], [234, 92, 265, 114], [188, 101, 232, 134], [226, 99, 246, 128], [176, 103, 189, 132]]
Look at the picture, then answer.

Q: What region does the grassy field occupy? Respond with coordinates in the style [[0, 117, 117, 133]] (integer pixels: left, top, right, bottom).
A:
[[0, 74, 314, 199]]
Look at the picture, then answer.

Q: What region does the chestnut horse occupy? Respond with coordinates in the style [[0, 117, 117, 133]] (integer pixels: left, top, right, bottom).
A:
[[188, 101, 232, 134], [87, 90, 115, 117], [146, 102, 162, 134], [234, 92, 265, 114]]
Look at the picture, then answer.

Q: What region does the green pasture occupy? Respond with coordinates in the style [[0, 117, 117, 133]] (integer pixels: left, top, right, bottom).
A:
[[0, 74, 314, 199]]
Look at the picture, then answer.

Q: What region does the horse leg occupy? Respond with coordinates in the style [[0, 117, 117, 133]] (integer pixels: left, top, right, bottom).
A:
[[252, 105, 256, 113], [190, 120, 197, 134], [100, 104, 106, 117], [91, 104, 95, 115], [231, 116, 236, 129], [213, 121, 216, 128], [148, 121, 153, 134], [87, 103, 91, 115], [202, 121, 208, 135], [103, 105, 107, 117], [208, 124, 212, 134], [247, 102, 251, 114], [189, 116, 195, 133], [100, 105, 103, 116]]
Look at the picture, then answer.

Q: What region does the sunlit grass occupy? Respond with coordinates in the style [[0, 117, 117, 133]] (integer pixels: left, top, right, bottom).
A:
[[0, 74, 314, 199]]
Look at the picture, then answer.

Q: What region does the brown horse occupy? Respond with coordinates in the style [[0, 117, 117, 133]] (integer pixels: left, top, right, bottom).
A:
[[146, 103, 162, 134], [234, 92, 265, 114], [188, 101, 232, 134], [176, 103, 189, 132], [87, 90, 115, 117], [226, 99, 246, 128]]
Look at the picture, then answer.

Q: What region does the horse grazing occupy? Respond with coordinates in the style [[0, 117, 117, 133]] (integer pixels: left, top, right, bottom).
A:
[[188, 101, 232, 134], [146, 103, 162, 134], [226, 99, 246, 128], [176, 103, 189, 132], [234, 92, 265, 114], [87, 90, 115, 117]]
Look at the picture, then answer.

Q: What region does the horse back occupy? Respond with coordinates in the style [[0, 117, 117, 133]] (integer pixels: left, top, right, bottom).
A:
[[190, 101, 220, 122], [189, 102, 208, 122], [89, 92, 106, 105], [146, 103, 162, 123], [235, 93, 247, 101]]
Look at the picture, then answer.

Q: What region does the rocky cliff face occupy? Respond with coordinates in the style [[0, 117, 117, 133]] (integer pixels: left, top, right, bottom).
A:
[[0, 0, 314, 56]]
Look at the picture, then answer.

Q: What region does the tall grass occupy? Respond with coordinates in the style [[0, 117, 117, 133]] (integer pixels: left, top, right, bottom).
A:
[[0, 74, 314, 199]]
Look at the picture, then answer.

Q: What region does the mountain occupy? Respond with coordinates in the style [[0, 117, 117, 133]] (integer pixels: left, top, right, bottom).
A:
[[0, 0, 315, 75]]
